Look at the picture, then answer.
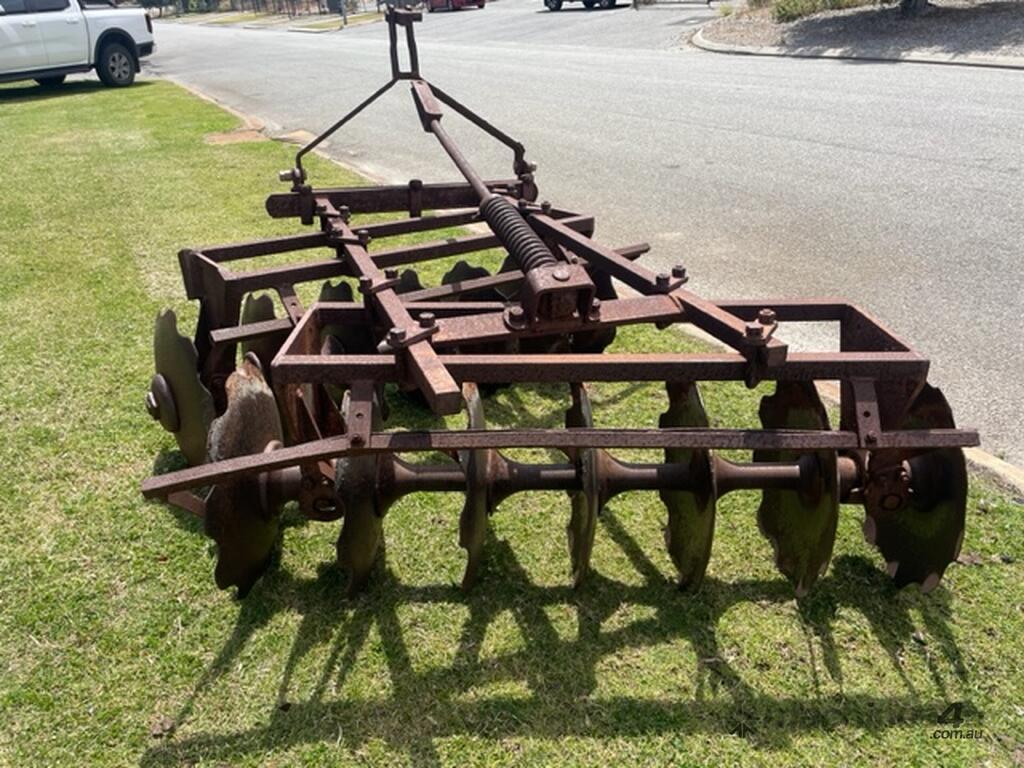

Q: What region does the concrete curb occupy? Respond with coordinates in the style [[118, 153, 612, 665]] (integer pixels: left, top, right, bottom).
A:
[[965, 448, 1024, 495], [168, 78, 267, 132], [691, 26, 1024, 71], [287, 25, 338, 33]]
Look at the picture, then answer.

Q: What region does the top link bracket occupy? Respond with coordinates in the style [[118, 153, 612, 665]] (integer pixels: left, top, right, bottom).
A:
[[387, 7, 422, 80]]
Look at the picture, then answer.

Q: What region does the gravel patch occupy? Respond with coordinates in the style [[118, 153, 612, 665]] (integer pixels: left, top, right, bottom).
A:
[[701, 0, 1024, 61]]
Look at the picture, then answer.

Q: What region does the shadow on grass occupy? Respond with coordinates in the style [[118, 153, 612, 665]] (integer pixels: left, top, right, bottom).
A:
[[779, 1, 1024, 60], [141, 510, 970, 767], [0, 79, 154, 105]]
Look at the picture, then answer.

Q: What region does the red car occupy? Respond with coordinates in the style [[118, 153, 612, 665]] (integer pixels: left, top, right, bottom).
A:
[[426, 0, 485, 10]]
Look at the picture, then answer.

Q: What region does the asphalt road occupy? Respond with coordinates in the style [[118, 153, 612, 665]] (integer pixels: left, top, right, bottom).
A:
[[146, 2, 1024, 466]]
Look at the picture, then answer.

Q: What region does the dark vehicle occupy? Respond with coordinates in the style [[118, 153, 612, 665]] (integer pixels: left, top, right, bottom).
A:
[[426, 0, 484, 11]]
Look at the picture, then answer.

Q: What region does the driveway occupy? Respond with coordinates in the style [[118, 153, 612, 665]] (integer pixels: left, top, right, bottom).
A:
[[147, 0, 1024, 466]]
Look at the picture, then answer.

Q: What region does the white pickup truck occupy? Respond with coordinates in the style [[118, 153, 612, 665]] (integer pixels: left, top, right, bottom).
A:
[[0, 0, 154, 88]]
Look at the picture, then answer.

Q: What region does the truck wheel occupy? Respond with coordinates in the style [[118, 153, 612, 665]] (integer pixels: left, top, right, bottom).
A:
[[35, 75, 66, 88], [545, 0, 562, 9], [97, 42, 135, 88]]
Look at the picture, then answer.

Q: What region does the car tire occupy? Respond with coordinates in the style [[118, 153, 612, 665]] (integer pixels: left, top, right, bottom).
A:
[[35, 75, 66, 88], [97, 42, 135, 88], [545, 0, 562, 9]]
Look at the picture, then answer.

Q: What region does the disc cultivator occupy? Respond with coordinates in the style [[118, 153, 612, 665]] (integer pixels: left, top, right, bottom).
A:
[[142, 8, 978, 600]]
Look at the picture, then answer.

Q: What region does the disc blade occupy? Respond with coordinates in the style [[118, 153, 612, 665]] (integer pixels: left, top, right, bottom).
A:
[[153, 309, 215, 466], [442, 260, 495, 302], [755, 381, 838, 597], [863, 384, 966, 592], [239, 293, 278, 379], [458, 383, 494, 590], [659, 382, 716, 592], [335, 389, 385, 596], [494, 254, 522, 301], [335, 459, 382, 597], [319, 280, 371, 355], [207, 357, 284, 462], [566, 383, 600, 587], [205, 480, 277, 597], [394, 269, 424, 294], [203, 358, 284, 595]]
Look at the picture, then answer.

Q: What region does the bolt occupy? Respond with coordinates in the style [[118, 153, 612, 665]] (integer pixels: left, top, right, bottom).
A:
[[881, 493, 902, 511], [350, 433, 365, 447], [357, 229, 370, 247], [419, 312, 436, 329], [656, 273, 671, 290], [278, 169, 294, 183], [384, 268, 399, 280], [589, 298, 602, 318], [388, 327, 407, 343], [671, 264, 687, 281], [338, 205, 351, 223], [518, 198, 529, 211], [314, 203, 327, 215], [409, 178, 423, 190], [358, 276, 372, 293], [745, 322, 764, 339], [508, 306, 525, 323], [145, 391, 160, 421], [541, 201, 552, 214], [865, 431, 878, 445], [758, 308, 777, 326], [552, 266, 570, 282]]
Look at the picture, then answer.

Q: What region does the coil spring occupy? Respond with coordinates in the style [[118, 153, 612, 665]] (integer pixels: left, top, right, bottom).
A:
[[480, 196, 557, 273]]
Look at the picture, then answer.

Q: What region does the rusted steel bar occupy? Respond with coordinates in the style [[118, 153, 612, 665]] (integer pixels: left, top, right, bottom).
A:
[[271, 351, 931, 385], [142, 422, 976, 501], [430, 295, 684, 347], [320, 214, 462, 414], [201, 209, 484, 262], [266, 179, 531, 219]]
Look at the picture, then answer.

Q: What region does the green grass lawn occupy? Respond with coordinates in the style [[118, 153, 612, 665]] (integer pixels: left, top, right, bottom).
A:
[[288, 11, 383, 30], [0, 78, 1022, 768], [290, 16, 343, 30], [202, 11, 269, 25]]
